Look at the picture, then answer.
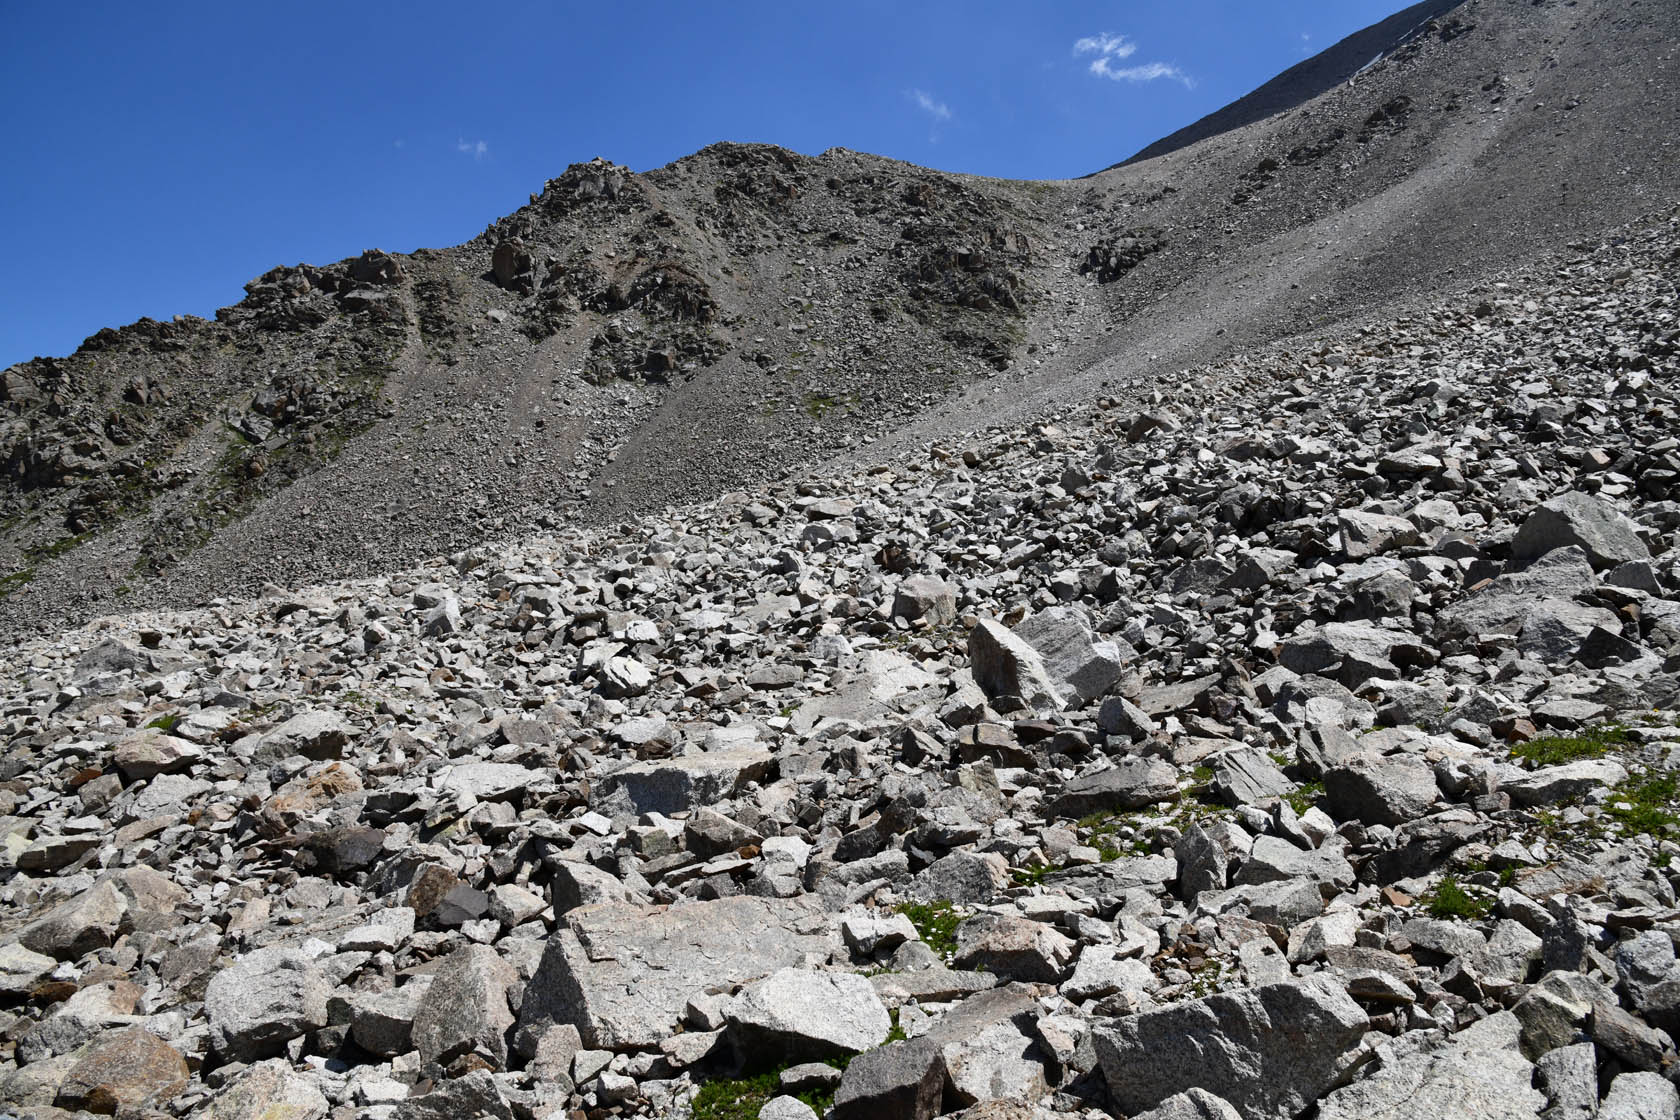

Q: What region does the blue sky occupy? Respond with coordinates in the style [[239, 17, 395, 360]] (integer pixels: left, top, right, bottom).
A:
[[1, 1, 1414, 367]]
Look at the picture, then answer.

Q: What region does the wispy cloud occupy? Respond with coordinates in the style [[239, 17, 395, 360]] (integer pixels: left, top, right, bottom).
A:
[[910, 88, 951, 123], [1073, 33, 1136, 60], [455, 138, 489, 160], [1094, 59, 1193, 86], [1073, 32, 1194, 89]]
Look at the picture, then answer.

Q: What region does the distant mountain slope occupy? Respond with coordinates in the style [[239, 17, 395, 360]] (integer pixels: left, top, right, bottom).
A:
[[2, 0, 1676, 633], [1111, 0, 1467, 169]]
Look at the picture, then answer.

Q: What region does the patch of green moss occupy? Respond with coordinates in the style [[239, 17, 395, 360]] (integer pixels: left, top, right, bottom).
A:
[[144, 713, 181, 732], [26, 531, 96, 564], [1511, 724, 1632, 767], [0, 568, 35, 598], [895, 899, 960, 958], [802, 391, 857, 421]]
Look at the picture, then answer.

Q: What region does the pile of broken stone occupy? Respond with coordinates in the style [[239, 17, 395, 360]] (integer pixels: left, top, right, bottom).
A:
[[1, 214, 1678, 1120]]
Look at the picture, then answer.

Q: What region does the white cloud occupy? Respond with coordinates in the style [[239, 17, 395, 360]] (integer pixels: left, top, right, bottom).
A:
[[455, 138, 489, 160], [910, 89, 951, 122], [1092, 59, 1195, 87], [1074, 32, 1194, 89], [1073, 33, 1135, 60]]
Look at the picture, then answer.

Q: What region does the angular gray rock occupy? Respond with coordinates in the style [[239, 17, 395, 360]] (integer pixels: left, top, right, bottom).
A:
[[1130, 1089, 1244, 1120], [831, 1037, 945, 1120], [1013, 605, 1125, 703], [591, 745, 774, 819], [1316, 1010, 1543, 1120], [724, 968, 891, 1058], [968, 619, 1066, 711], [1511, 491, 1651, 571], [1209, 748, 1293, 806], [204, 947, 330, 1063], [892, 576, 960, 626], [517, 896, 837, 1050], [952, 914, 1076, 983], [1176, 822, 1229, 902], [1234, 834, 1355, 894], [1598, 1071, 1679, 1120], [1503, 758, 1628, 807], [411, 943, 517, 1070], [1045, 757, 1179, 819], [905, 850, 1010, 904], [1535, 1042, 1599, 1120], [1338, 509, 1422, 561], [1324, 752, 1440, 826], [1094, 975, 1368, 1120], [18, 880, 128, 960]]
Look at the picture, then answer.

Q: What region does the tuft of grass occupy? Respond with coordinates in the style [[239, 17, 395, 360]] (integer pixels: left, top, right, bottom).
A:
[[1605, 770, 1680, 836], [895, 899, 960, 958], [1425, 876, 1494, 920], [691, 1065, 838, 1120], [692, 1069, 782, 1120], [145, 713, 181, 733], [1511, 724, 1632, 767], [694, 1032, 887, 1119]]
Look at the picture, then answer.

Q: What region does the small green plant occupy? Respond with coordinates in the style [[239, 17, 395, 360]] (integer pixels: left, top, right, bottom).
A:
[[0, 569, 34, 598], [1605, 770, 1680, 836], [1186, 959, 1228, 997], [1425, 876, 1494, 920], [895, 900, 960, 958], [1511, 724, 1632, 767], [145, 713, 181, 733], [1286, 781, 1325, 816]]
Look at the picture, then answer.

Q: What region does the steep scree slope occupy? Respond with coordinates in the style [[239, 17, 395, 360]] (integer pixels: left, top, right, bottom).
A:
[[1, 0, 1677, 634]]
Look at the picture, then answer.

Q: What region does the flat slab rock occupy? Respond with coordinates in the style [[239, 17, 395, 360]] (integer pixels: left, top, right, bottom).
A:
[[517, 895, 838, 1050]]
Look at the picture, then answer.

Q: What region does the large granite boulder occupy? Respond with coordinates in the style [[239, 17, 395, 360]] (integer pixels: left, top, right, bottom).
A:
[[1093, 975, 1368, 1120]]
